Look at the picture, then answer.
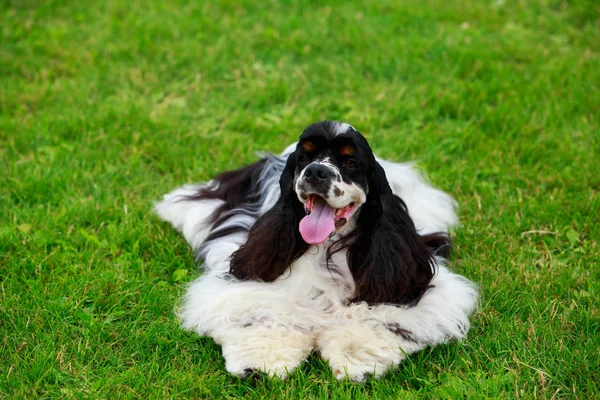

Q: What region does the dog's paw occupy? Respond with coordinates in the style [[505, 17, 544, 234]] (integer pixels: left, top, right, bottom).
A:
[[317, 323, 405, 382], [227, 360, 294, 380], [219, 325, 314, 380]]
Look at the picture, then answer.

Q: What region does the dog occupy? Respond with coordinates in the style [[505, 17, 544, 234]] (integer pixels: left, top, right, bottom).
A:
[[155, 120, 478, 382]]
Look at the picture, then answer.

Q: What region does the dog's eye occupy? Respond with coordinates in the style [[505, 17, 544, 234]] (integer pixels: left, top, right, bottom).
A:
[[302, 141, 316, 153], [344, 159, 358, 169]]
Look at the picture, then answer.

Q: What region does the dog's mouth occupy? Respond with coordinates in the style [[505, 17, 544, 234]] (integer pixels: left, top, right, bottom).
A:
[[299, 194, 357, 244]]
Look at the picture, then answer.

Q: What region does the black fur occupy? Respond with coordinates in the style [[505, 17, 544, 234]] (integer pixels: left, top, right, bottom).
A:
[[190, 121, 452, 306], [228, 152, 309, 281], [186, 158, 268, 217], [342, 161, 437, 304], [186, 157, 283, 243]]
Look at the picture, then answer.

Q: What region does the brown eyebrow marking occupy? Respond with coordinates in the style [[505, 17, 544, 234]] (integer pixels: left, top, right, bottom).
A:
[[340, 145, 356, 156], [302, 141, 316, 153]]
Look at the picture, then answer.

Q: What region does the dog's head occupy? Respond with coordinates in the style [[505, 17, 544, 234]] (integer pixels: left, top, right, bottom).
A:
[[230, 120, 440, 304], [290, 121, 371, 243]]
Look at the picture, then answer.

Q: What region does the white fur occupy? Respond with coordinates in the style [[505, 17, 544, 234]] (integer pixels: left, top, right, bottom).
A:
[[154, 183, 223, 250], [334, 122, 355, 135], [377, 158, 459, 235], [155, 146, 477, 381]]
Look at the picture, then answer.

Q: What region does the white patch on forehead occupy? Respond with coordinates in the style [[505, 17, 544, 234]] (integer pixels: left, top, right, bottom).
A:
[[333, 122, 355, 136]]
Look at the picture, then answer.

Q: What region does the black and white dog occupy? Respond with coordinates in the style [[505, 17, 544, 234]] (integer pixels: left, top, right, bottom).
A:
[[155, 121, 478, 381]]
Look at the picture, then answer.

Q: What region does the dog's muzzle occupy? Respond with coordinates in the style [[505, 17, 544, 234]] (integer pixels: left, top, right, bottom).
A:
[[299, 163, 335, 198]]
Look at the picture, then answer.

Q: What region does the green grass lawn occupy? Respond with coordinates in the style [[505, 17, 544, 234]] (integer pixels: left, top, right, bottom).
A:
[[1, 0, 599, 398]]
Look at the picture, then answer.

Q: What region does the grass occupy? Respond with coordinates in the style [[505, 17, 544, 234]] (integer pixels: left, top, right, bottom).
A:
[[1, 0, 599, 398]]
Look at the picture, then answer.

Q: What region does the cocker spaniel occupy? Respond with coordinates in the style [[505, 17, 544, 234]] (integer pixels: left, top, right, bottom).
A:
[[155, 120, 478, 382]]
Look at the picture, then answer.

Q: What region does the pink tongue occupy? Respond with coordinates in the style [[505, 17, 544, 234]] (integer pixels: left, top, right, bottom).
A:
[[299, 198, 337, 244]]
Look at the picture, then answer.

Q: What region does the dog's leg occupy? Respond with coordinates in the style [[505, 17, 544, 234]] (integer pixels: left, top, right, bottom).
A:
[[179, 272, 320, 379], [213, 324, 314, 379], [317, 264, 478, 382], [316, 319, 422, 382]]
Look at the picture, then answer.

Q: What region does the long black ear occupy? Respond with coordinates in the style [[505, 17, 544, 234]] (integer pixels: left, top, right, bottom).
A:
[[348, 161, 440, 305], [229, 151, 309, 281]]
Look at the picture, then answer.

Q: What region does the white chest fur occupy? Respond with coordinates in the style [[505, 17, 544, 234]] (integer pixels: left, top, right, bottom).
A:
[[278, 244, 355, 312]]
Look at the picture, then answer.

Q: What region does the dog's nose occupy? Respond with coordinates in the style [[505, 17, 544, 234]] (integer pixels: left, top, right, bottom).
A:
[[304, 164, 334, 182]]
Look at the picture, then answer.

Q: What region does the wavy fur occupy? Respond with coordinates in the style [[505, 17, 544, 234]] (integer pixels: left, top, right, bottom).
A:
[[155, 121, 478, 381]]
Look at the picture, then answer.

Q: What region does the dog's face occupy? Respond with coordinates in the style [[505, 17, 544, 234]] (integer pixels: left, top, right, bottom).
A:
[[292, 121, 371, 244]]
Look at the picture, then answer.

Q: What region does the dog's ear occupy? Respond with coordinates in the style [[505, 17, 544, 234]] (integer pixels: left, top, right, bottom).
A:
[[347, 161, 437, 304], [229, 149, 309, 281]]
